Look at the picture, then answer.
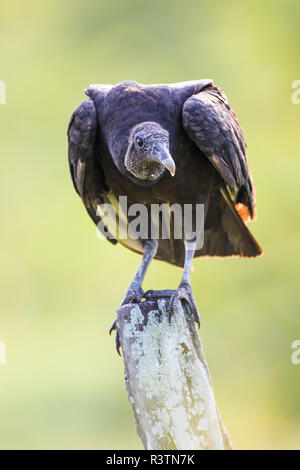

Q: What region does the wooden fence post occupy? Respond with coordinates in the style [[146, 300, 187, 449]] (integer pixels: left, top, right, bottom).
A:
[[116, 296, 232, 450]]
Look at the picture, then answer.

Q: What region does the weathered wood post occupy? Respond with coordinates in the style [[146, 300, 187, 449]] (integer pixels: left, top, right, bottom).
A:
[[116, 295, 232, 450]]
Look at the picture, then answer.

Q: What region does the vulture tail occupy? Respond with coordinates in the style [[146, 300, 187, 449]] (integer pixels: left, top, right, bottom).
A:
[[195, 187, 263, 259]]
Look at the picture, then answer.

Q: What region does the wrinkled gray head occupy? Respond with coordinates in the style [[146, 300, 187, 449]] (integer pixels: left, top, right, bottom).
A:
[[124, 122, 176, 181]]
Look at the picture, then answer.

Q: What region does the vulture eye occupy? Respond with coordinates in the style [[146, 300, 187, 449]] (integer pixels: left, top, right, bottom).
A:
[[136, 137, 144, 148]]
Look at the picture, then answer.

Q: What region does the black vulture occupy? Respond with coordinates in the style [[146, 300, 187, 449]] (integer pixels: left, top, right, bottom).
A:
[[68, 80, 262, 351]]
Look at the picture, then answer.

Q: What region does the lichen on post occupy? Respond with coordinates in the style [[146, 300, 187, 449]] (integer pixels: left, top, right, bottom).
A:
[[116, 297, 232, 450]]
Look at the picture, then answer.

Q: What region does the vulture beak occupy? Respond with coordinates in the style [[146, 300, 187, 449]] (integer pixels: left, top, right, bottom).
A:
[[155, 144, 176, 176]]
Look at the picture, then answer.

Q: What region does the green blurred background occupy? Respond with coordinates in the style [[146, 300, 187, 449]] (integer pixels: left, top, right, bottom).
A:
[[0, 0, 299, 450]]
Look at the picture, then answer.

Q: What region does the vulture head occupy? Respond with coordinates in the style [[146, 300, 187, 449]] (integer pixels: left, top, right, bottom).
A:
[[124, 121, 176, 181]]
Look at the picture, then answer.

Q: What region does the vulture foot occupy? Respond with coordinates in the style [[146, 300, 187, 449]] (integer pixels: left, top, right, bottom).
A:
[[121, 285, 144, 306], [110, 285, 145, 355], [168, 282, 200, 328]]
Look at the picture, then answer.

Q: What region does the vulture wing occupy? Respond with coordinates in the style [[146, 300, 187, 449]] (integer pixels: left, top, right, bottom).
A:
[[182, 83, 256, 221], [68, 95, 117, 244]]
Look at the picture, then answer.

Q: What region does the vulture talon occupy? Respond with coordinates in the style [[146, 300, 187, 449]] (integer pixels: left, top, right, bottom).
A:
[[115, 330, 121, 356], [109, 319, 122, 356], [109, 319, 117, 336]]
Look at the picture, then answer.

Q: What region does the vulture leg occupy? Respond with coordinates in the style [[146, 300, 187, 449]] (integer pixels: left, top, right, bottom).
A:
[[168, 237, 200, 327], [121, 238, 158, 305], [109, 238, 158, 355]]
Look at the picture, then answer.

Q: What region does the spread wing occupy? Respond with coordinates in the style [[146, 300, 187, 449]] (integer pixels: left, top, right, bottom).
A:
[[182, 83, 256, 220], [68, 95, 117, 244]]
